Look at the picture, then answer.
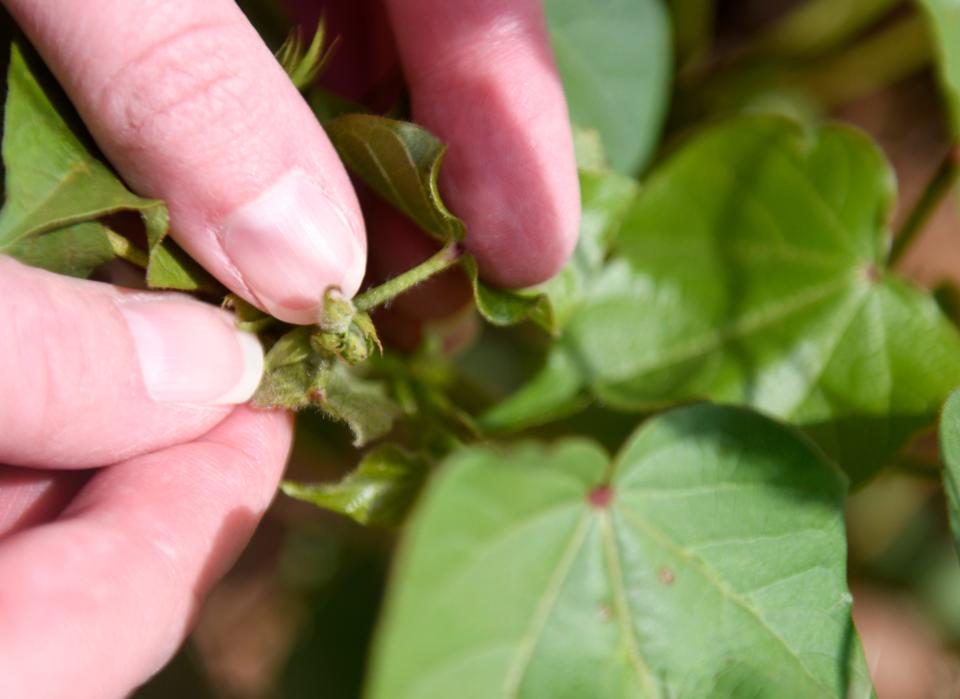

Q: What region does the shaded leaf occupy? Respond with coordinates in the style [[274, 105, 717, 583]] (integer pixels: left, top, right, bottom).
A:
[[253, 327, 320, 410], [368, 403, 873, 698], [308, 87, 365, 123], [545, 0, 671, 174], [462, 255, 555, 334], [554, 115, 960, 482], [254, 327, 400, 445], [918, 0, 960, 135], [479, 345, 589, 432], [6, 221, 114, 278], [0, 42, 215, 291], [0, 45, 159, 269], [322, 363, 401, 447], [282, 444, 429, 526], [934, 280, 960, 328], [669, 0, 715, 66], [325, 114, 465, 242], [939, 389, 960, 560]]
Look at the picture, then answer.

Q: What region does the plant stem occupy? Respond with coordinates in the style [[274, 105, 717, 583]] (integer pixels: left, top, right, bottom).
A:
[[353, 241, 462, 313], [105, 228, 149, 268], [889, 146, 960, 266]]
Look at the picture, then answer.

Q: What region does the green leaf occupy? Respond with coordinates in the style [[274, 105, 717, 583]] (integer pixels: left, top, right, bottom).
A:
[[918, 0, 960, 136], [939, 389, 960, 560], [325, 114, 465, 243], [479, 345, 589, 433], [6, 221, 114, 278], [368, 403, 873, 698], [558, 115, 960, 482], [545, 0, 672, 174], [462, 255, 555, 334], [669, 0, 715, 66], [282, 444, 429, 526], [322, 363, 401, 447], [254, 327, 400, 445], [253, 327, 319, 410], [538, 168, 639, 329], [0, 46, 157, 268], [308, 86, 365, 123], [0, 43, 216, 291]]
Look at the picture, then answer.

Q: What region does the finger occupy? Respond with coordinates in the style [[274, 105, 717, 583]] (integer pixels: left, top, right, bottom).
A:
[[0, 468, 87, 538], [0, 407, 292, 699], [383, 0, 580, 288], [0, 257, 263, 469], [3, 0, 367, 324]]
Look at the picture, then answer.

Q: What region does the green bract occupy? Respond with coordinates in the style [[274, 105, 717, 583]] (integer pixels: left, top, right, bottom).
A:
[[368, 404, 872, 698]]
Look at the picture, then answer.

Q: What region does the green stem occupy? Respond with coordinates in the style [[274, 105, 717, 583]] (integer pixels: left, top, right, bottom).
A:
[[353, 241, 462, 313], [889, 146, 960, 266], [105, 228, 149, 268]]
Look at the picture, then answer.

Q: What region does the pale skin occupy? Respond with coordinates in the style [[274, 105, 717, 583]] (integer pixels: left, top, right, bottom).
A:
[[0, 0, 579, 696]]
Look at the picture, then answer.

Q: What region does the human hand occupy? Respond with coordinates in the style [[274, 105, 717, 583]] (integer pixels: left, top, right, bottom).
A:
[[0, 0, 579, 696]]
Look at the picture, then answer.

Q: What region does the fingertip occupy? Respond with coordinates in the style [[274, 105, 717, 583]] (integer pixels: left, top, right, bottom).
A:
[[385, 0, 581, 289], [219, 170, 368, 324]]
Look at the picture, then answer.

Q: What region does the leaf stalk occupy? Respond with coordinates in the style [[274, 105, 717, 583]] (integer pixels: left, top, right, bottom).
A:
[[889, 146, 960, 266], [354, 241, 462, 312]]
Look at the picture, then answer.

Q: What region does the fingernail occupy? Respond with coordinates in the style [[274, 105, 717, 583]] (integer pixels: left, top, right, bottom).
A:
[[118, 295, 264, 405], [220, 170, 367, 324]]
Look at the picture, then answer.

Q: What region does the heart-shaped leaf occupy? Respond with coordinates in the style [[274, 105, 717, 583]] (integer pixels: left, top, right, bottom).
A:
[[537, 167, 638, 329], [500, 116, 960, 481], [368, 403, 873, 698], [545, 0, 672, 174]]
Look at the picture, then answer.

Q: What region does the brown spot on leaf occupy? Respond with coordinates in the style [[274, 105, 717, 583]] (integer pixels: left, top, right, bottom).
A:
[[658, 567, 675, 586], [598, 604, 614, 622]]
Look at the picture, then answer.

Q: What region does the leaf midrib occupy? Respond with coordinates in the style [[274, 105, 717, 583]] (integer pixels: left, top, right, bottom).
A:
[[588, 272, 859, 384]]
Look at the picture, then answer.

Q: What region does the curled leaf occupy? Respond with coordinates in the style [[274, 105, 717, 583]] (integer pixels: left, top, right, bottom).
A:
[[282, 444, 429, 526], [325, 114, 465, 243], [461, 255, 556, 334]]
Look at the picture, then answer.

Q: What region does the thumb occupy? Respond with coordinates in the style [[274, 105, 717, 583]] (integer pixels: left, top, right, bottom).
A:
[[3, 0, 367, 324], [0, 256, 263, 469]]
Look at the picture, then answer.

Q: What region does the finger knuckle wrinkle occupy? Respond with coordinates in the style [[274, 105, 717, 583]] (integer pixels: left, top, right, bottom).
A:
[[96, 20, 252, 149]]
